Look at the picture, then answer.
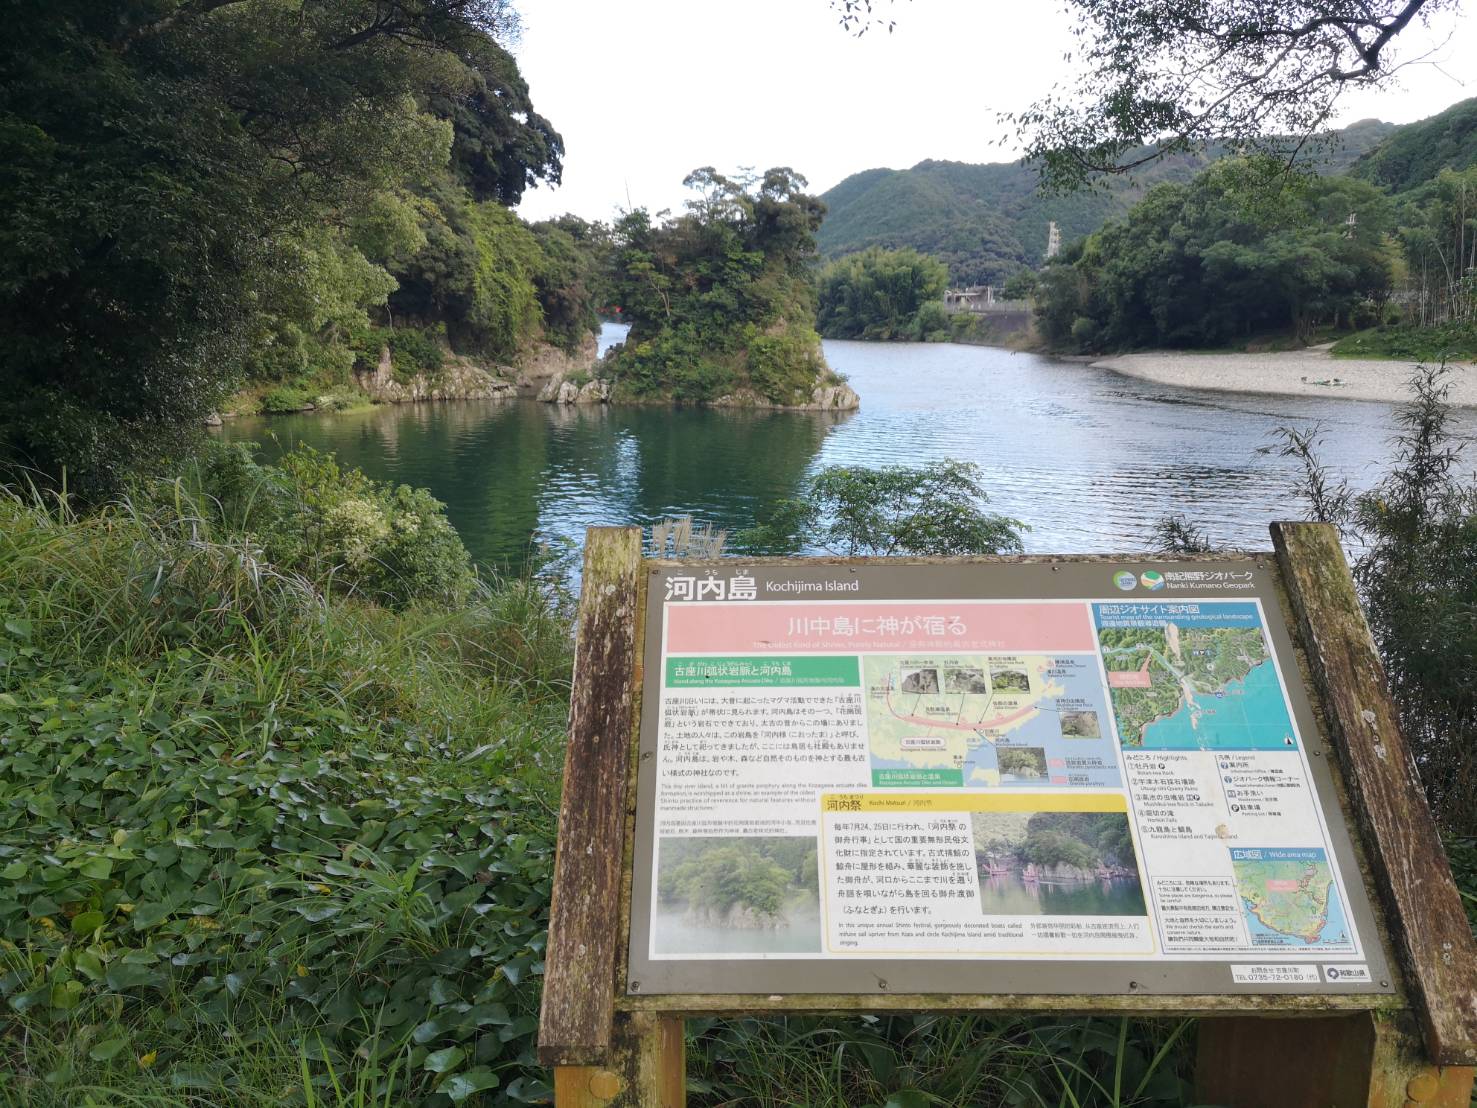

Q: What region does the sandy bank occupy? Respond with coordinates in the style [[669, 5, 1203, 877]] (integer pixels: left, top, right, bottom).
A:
[[1091, 344, 1477, 408]]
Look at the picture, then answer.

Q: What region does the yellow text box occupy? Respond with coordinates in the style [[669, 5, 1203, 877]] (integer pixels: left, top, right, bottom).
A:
[[823, 792, 1127, 814]]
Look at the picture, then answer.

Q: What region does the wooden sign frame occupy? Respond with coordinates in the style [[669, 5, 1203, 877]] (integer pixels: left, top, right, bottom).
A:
[[537, 524, 1477, 1107]]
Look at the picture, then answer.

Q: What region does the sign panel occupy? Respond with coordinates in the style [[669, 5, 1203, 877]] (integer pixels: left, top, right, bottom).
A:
[[627, 559, 1393, 997]]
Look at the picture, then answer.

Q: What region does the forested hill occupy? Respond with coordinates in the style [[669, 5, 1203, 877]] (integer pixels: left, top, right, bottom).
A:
[[816, 117, 1401, 286], [1349, 97, 1477, 195]]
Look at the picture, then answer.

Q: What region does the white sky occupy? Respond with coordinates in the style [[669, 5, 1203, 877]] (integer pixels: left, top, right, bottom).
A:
[[513, 0, 1476, 223]]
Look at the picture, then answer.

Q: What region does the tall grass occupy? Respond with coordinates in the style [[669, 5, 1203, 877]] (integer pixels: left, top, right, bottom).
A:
[[0, 480, 571, 1106]]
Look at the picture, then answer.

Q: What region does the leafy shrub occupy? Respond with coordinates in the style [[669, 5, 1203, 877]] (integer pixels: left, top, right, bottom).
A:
[[740, 461, 1025, 557], [0, 488, 570, 1105], [261, 386, 315, 414], [1330, 321, 1477, 362], [183, 444, 477, 609], [746, 327, 825, 404], [389, 327, 447, 380]]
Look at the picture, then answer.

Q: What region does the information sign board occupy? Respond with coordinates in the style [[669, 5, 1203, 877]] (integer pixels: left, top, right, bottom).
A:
[[627, 558, 1392, 997]]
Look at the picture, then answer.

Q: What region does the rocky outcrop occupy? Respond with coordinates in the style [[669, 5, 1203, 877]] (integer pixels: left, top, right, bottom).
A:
[[513, 332, 600, 397], [353, 347, 515, 404], [350, 332, 600, 405], [537, 376, 611, 405], [709, 381, 860, 411]]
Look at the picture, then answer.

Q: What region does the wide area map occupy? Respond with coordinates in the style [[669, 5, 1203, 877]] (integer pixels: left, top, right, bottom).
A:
[[1094, 602, 1296, 751]]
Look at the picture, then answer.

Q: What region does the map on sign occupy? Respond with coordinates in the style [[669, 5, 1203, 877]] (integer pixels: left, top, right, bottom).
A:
[[862, 653, 1121, 789], [1093, 602, 1296, 751], [1231, 847, 1354, 950]]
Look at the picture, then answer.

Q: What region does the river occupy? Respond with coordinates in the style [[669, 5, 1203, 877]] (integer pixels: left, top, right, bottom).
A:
[[217, 323, 1440, 571]]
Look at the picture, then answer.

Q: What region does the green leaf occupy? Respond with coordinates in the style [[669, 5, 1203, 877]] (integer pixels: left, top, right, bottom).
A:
[[78, 856, 113, 880], [71, 910, 105, 936], [106, 962, 161, 990], [74, 948, 106, 981], [318, 806, 354, 828], [0, 861, 27, 881], [89, 1038, 128, 1062], [130, 902, 171, 930], [424, 1046, 465, 1073], [442, 1069, 500, 1101], [4, 619, 32, 641]]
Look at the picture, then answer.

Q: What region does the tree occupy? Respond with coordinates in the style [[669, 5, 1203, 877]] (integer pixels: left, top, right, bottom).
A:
[[604, 168, 836, 404], [0, 0, 557, 495], [816, 247, 951, 340], [1034, 157, 1396, 350], [1011, 0, 1456, 190], [740, 461, 1024, 556]]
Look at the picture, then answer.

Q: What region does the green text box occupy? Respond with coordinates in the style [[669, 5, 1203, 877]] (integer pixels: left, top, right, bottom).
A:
[[873, 768, 963, 787], [666, 656, 859, 688]]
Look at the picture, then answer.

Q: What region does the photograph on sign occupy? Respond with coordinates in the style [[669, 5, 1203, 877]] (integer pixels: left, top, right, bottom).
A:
[[627, 561, 1391, 997]]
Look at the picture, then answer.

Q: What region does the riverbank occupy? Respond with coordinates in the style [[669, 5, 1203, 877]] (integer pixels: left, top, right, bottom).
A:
[[1090, 345, 1477, 407]]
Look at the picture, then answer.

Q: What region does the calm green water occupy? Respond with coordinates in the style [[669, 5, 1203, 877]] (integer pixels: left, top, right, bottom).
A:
[[218, 323, 1440, 571], [976, 873, 1148, 916]]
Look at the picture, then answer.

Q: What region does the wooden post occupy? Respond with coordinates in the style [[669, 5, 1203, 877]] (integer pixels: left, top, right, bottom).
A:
[[538, 528, 644, 1071], [1197, 1012, 1474, 1107], [1271, 522, 1477, 1068], [552, 1013, 684, 1108]]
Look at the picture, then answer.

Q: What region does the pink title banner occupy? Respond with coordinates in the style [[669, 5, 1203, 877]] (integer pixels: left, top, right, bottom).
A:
[[664, 600, 1096, 655]]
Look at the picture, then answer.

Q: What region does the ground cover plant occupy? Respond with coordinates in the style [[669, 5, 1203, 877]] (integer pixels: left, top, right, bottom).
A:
[[0, 454, 572, 1106]]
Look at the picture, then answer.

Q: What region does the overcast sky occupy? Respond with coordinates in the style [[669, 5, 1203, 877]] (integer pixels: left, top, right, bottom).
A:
[[512, 0, 1476, 224]]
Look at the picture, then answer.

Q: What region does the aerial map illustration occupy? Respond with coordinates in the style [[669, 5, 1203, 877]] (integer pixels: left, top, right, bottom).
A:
[[1230, 847, 1353, 949], [1092, 601, 1297, 751], [862, 653, 1121, 788]]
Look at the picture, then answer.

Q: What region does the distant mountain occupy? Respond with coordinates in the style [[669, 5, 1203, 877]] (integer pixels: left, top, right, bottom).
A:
[[816, 115, 1406, 286], [1348, 97, 1477, 194]]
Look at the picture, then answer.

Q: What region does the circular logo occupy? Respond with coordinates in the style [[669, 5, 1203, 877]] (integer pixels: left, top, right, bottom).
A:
[[1140, 570, 1165, 591], [1112, 571, 1137, 591], [1327, 968, 1340, 980]]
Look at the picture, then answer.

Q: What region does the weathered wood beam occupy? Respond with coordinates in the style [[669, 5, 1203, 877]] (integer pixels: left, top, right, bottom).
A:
[[1271, 521, 1477, 1066], [538, 527, 644, 1068]]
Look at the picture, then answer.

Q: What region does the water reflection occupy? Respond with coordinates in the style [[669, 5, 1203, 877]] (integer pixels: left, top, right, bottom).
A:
[[219, 326, 1464, 571]]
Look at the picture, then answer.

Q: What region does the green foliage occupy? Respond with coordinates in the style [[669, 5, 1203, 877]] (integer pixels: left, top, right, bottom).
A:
[[388, 327, 449, 380], [606, 168, 834, 404], [174, 444, 477, 609], [741, 461, 1024, 557], [1010, 0, 1430, 192], [431, 35, 563, 207], [391, 191, 546, 363], [0, 0, 556, 497], [1351, 97, 1477, 195], [816, 248, 950, 340], [816, 110, 1409, 288], [1331, 321, 1477, 362], [746, 326, 829, 404], [687, 1013, 1195, 1107], [1000, 270, 1040, 300], [0, 474, 573, 1105], [528, 217, 609, 353], [1274, 365, 1477, 833], [261, 387, 316, 415], [659, 843, 795, 921], [1036, 159, 1397, 351]]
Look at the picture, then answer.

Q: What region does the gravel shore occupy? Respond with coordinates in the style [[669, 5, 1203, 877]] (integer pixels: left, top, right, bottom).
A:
[[1091, 345, 1477, 408]]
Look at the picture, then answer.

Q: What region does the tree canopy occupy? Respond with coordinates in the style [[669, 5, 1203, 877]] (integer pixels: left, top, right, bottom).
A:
[[1036, 158, 1398, 350], [0, 0, 565, 493], [604, 168, 839, 404], [1013, 0, 1455, 190], [817, 247, 951, 341]]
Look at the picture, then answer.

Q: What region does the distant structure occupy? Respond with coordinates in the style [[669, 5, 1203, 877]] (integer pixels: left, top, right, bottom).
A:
[[942, 285, 1030, 313], [1045, 221, 1062, 259]]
